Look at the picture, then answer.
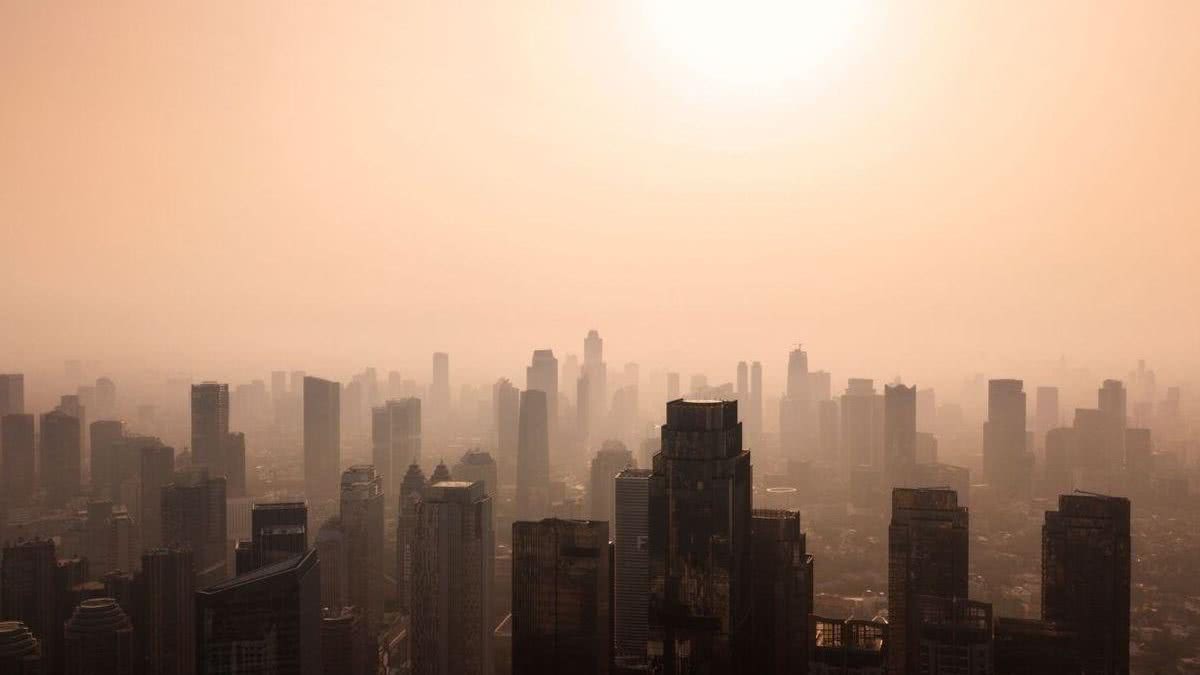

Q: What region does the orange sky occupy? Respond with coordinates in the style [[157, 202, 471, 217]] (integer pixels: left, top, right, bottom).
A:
[[2, 1, 1198, 389]]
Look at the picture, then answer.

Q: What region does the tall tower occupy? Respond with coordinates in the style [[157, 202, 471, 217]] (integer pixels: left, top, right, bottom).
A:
[[139, 444, 175, 550], [779, 346, 812, 458], [582, 331, 607, 446], [1098, 380, 1128, 469], [409, 481, 494, 675], [371, 397, 421, 505], [736, 362, 748, 402], [303, 376, 341, 500], [40, 409, 82, 507], [161, 468, 227, 586], [196, 549, 321, 675], [983, 379, 1030, 498], [512, 518, 611, 675], [1, 414, 36, 507], [429, 352, 451, 434], [883, 384, 917, 489], [748, 362, 763, 444], [190, 383, 229, 472], [750, 509, 813, 675], [0, 373, 24, 416], [139, 548, 195, 675], [1035, 386, 1060, 436], [1042, 493, 1131, 675], [492, 379, 520, 484], [887, 487, 970, 675], [340, 466, 384, 629], [613, 468, 653, 665], [249, 502, 309, 571], [589, 440, 634, 524], [840, 379, 881, 469], [516, 390, 550, 520], [526, 350, 559, 452], [648, 400, 752, 673]]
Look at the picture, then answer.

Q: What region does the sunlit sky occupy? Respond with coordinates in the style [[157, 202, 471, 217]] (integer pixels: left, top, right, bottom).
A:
[[2, 2, 1198, 390]]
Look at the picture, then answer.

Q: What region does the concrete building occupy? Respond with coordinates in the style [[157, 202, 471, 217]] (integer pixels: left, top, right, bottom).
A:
[[303, 377, 341, 500]]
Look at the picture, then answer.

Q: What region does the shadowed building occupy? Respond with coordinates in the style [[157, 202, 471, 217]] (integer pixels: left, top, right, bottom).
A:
[[0, 374, 24, 416], [395, 462, 427, 611], [161, 469, 227, 586], [983, 379, 1031, 498], [750, 509, 813, 675], [0, 620, 42, 674], [140, 548, 196, 675], [196, 549, 321, 675], [512, 518, 610, 675], [492, 380, 520, 484], [811, 616, 887, 675], [245, 502, 308, 573], [887, 487, 969, 675], [409, 481, 494, 675], [1042, 492, 1130, 675], [340, 465, 384, 629], [41, 409, 82, 507], [63, 598, 135, 675], [303, 377, 341, 500], [140, 443, 176, 550], [371, 397, 421, 507], [1, 414, 36, 507], [516, 390, 550, 520], [883, 384, 917, 489], [614, 468, 653, 665], [1, 538, 57, 669], [648, 400, 752, 674], [191, 383, 230, 477], [590, 440, 634, 524]]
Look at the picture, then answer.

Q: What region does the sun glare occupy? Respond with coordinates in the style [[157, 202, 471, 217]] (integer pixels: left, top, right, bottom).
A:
[[642, 0, 874, 90]]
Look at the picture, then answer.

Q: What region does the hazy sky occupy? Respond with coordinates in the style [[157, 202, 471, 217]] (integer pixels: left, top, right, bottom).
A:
[[3, 1, 1198, 387]]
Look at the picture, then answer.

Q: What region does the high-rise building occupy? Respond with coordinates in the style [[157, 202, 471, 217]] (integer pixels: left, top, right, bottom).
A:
[[736, 362, 748, 402], [90, 419, 126, 496], [41, 408, 82, 507], [196, 549, 321, 675], [779, 346, 812, 459], [303, 376, 341, 500], [191, 383, 229, 473], [1034, 386, 1060, 437], [0, 374, 24, 416], [589, 440, 634, 524], [493, 379, 520, 483], [583, 332, 607, 444], [512, 518, 610, 675], [429, 352, 451, 433], [139, 548, 195, 675], [748, 362, 763, 443], [161, 468, 227, 586], [95, 377, 117, 421], [613, 468, 652, 664], [248, 502, 308, 571], [223, 432, 246, 498], [665, 372, 680, 404], [452, 449, 498, 497], [993, 618, 1080, 675], [395, 462, 427, 610], [1042, 493, 1130, 675], [516, 390, 550, 520], [1097, 380, 1128, 469], [648, 400, 752, 673], [887, 487, 970, 675], [321, 607, 374, 675], [840, 379, 882, 470], [816, 399, 839, 461], [526, 349, 559, 449], [63, 597, 135, 675], [883, 384, 917, 489], [372, 397, 421, 504], [750, 509, 813, 675], [1, 538, 57, 668], [983, 379, 1031, 498], [340, 465, 384, 629], [409, 481, 494, 675], [140, 443, 175, 550], [0, 620, 42, 674], [1, 414, 36, 507]]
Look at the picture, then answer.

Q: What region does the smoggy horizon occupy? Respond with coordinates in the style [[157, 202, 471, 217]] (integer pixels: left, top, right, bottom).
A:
[[4, 2, 1199, 386]]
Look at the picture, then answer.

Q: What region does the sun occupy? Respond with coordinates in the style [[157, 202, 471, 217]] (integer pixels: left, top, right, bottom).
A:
[[641, 0, 875, 90]]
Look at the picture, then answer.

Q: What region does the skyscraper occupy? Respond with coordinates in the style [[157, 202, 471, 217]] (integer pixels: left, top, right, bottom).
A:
[[583, 331, 607, 445], [589, 440, 634, 524], [62, 598, 135, 675], [139, 443, 175, 550], [887, 487, 970, 675], [41, 408, 82, 507], [1042, 493, 1130, 675], [750, 509, 813, 675], [410, 481, 494, 675], [340, 465, 384, 629], [190, 383, 229, 473], [883, 383, 917, 489], [1097, 379, 1128, 470], [735, 362, 748, 403], [372, 397, 421, 504], [648, 400, 752, 673], [1034, 386, 1060, 437], [779, 346, 811, 459], [512, 518, 610, 675], [90, 419, 126, 496], [395, 462, 427, 611], [139, 548, 195, 675], [613, 468, 652, 665], [983, 379, 1031, 498], [452, 449, 498, 497], [840, 379, 881, 470], [0, 374, 25, 416], [526, 349, 559, 450], [429, 352, 451, 434], [161, 468, 227, 586], [492, 379, 520, 483], [303, 376, 341, 500], [248, 502, 308, 571], [516, 389, 550, 520], [1, 414, 36, 507], [196, 549, 321, 675], [748, 362, 763, 443], [665, 372, 680, 404], [1, 538, 57, 669]]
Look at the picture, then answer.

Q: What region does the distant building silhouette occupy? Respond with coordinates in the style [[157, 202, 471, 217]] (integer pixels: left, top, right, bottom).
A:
[[161, 468, 227, 586], [983, 379, 1031, 498], [1, 538, 57, 669], [779, 345, 812, 460], [452, 449, 498, 498], [429, 352, 451, 435], [340, 465, 384, 629], [582, 331, 607, 447], [748, 362, 763, 444], [196, 549, 321, 675], [492, 380, 520, 484], [372, 397, 421, 506], [840, 379, 882, 470], [190, 383, 230, 477], [526, 349, 559, 455], [516, 390, 550, 520], [512, 518, 610, 675], [303, 376, 341, 500], [883, 384, 917, 489], [648, 400, 751, 673], [0, 374, 24, 416], [247, 502, 308, 572], [589, 440, 633, 524], [1, 414, 36, 507], [321, 606, 374, 675], [1042, 492, 1130, 675], [395, 462, 427, 611], [41, 408, 82, 507], [409, 481, 494, 675]]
